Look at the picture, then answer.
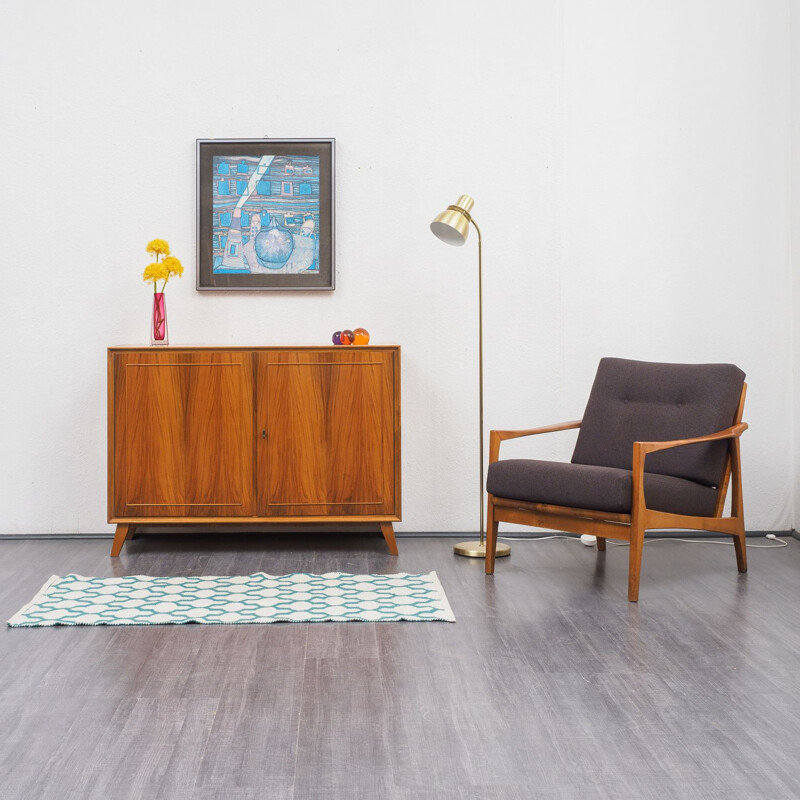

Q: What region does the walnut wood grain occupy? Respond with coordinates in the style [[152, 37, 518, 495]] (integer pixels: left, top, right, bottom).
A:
[[484, 493, 499, 574], [489, 420, 582, 463], [714, 383, 747, 517], [108, 515, 401, 525], [257, 350, 396, 517], [107, 347, 401, 555], [112, 351, 255, 519], [492, 506, 632, 540], [109, 524, 133, 557], [379, 523, 398, 556], [491, 497, 632, 523]]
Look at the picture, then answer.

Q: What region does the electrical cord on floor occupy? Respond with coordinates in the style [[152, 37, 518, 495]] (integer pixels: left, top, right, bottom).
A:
[[605, 536, 790, 549], [498, 534, 790, 548], [498, 535, 578, 543]]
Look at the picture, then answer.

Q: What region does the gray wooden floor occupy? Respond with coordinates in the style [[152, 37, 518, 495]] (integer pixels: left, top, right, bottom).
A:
[[0, 532, 799, 800]]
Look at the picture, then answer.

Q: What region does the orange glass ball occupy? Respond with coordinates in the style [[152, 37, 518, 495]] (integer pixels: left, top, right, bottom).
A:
[[353, 328, 370, 346], [340, 330, 354, 345]]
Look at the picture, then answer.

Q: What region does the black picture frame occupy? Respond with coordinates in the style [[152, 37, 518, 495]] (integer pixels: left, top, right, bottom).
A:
[[196, 138, 335, 291]]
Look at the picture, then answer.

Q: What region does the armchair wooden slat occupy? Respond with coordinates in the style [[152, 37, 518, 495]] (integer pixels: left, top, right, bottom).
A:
[[492, 497, 631, 524], [714, 384, 747, 517], [493, 505, 632, 541]]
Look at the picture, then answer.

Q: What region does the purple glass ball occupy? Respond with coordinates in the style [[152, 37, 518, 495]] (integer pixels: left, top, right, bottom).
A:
[[332, 331, 342, 345]]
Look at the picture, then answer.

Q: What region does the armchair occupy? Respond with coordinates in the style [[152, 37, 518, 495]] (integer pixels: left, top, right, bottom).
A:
[[484, 358, 748, 601]]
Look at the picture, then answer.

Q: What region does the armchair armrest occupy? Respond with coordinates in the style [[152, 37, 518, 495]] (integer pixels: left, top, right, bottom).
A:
[[633, 422, 748, 457], [489, 420, 582, 464], [630, 423, 748, 513]]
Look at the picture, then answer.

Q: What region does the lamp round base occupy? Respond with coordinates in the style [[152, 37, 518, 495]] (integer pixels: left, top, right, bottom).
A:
[[453, 541, 511, 559]]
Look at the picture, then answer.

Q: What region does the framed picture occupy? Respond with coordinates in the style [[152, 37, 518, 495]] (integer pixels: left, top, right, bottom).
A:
[[196, 138, 335, 291]]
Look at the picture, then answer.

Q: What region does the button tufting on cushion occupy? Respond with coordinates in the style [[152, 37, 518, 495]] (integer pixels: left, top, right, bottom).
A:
[[571, 358, 745, 487]]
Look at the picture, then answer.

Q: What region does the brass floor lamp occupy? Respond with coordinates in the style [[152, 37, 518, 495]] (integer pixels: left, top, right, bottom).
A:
[[430, 195, 511, 560]]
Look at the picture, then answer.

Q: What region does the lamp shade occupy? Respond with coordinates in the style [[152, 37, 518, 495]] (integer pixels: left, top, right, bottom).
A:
[[430, 194, 475, 246]]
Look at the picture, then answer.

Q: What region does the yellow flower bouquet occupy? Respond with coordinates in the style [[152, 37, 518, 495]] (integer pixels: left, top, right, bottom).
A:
[[143, 238, 183, 345]]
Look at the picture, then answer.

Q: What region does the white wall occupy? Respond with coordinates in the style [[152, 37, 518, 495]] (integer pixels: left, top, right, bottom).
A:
[[0, 0, 793, 534]]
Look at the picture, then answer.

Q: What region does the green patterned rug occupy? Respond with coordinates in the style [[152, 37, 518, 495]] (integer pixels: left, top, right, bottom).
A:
[[7, 572, 455, 627]]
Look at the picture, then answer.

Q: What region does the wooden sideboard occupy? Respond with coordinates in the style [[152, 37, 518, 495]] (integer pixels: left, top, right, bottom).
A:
[[107, 346, 401, 555]]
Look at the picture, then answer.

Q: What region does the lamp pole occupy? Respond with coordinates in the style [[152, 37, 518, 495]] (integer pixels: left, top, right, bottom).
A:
[[474, 217, 485, 547], [430, 196, 510, 560]]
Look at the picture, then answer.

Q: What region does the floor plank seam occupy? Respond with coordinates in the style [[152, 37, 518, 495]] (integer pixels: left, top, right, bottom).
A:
[[289, 623, 310, 800]]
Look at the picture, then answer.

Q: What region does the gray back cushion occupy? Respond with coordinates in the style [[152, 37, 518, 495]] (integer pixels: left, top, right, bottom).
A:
[[571, 358, 745, 487]]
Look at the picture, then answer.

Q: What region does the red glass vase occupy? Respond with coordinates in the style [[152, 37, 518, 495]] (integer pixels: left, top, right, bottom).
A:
[[151, 292, 168, 345]]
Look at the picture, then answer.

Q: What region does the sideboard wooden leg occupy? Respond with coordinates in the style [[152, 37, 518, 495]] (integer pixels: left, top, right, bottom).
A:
[[380, 523, 399, 555], [110, 524, 132, 557]]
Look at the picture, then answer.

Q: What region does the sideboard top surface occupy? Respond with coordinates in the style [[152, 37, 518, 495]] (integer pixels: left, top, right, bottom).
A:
[[109, 345, 400, 352]]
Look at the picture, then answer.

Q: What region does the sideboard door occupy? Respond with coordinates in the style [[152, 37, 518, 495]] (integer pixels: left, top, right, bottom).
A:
[[112, 351, 255, 517], [257, 350, 397, 517]]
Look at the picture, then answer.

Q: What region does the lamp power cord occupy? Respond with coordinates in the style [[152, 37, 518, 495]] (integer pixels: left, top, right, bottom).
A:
[[497, 533, 790, 548]]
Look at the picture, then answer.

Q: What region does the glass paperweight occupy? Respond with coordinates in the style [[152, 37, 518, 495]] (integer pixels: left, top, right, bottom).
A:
[[340, 330, 354, 345], [353, 328, 370, 346], [332, 331, 342, 345]]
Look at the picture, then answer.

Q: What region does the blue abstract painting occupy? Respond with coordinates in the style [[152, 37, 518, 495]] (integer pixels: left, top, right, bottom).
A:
[[212, 154, 320, 275]]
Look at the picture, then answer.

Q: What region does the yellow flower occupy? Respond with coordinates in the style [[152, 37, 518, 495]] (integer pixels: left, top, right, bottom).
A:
[[143, 262, 169, 284], [162, 256, 184, 278], [146, 239, 171, 257], [142, 240, 182, 292]]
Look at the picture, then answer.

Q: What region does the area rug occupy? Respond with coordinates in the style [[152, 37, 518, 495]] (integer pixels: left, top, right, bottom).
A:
[[7, 572, 455, 627]]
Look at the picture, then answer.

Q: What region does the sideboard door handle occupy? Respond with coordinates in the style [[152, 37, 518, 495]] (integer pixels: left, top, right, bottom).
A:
[[261, 429, 267, 439]]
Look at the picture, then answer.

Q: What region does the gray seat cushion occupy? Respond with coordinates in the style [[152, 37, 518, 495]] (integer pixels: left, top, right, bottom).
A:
[[571, 358, 745, 487], [487, 459, 718, 516]]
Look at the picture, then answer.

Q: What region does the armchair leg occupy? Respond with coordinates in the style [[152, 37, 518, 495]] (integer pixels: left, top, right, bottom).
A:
[[730, 438, 747, 573], [485, 495, 498, 575], [627, 522, 645, 602], [733, 523, 747, 573]]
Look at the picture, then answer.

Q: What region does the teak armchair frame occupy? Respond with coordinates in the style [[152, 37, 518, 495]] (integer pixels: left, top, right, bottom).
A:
[[485, 385, 748, 602]]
